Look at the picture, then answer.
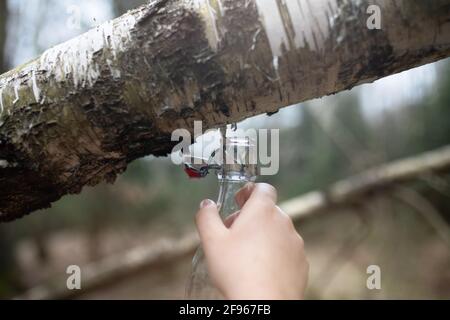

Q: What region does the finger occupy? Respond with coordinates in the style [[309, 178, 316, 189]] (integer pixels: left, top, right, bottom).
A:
[[195, 199, 228, 243], [243, 183, 278, 210], [224, 210, 240, 228], [275, 205, 290, 219], [235, 182, 256, 208]]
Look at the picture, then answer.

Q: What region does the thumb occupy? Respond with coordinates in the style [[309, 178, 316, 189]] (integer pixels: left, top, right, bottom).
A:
[[195, 199, 227, 244]]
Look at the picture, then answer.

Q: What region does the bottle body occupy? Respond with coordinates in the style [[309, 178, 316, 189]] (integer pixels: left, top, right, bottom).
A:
[[186, 136, 258, 299], [186, 179, 248, 299]]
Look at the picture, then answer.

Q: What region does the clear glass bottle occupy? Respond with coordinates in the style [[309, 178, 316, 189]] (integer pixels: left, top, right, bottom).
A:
[[186, 136, 258, 299]]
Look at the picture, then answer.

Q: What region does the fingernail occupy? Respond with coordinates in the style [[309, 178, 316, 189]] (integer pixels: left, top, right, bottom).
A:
[[200, 199, 214, 209]]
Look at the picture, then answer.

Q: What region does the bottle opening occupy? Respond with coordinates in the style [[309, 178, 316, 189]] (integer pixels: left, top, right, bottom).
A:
[[216, 136, 258, 181]]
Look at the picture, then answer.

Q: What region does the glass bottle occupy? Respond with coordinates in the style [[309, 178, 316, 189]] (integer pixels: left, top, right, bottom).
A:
[[186, 136, 258, 299]]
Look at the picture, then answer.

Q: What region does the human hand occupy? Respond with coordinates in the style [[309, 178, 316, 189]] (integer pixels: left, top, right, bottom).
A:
[[196, 183, 309, 300]]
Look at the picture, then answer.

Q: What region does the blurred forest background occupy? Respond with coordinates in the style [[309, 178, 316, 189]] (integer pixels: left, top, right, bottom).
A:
[[0, 0, 449, 299]]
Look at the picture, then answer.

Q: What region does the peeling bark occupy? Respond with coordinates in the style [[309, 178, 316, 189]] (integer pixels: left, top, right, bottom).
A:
[[1, 0, 450, 221]]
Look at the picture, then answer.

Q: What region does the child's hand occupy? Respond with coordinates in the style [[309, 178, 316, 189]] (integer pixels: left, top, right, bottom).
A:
[[196, 183, 309, 300]]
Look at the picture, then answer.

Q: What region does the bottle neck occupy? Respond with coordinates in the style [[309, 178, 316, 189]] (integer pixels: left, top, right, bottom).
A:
[[216, 178, 251, 219], [215, 135, 258, 219]]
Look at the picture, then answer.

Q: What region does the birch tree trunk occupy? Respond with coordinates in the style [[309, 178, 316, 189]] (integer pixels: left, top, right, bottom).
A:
[[1, 0, 450, 221]]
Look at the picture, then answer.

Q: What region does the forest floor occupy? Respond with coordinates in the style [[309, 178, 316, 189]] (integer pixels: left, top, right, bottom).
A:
[[14, 205, 450, 299]]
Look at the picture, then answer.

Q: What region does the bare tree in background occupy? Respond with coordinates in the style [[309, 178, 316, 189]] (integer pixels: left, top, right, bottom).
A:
[[0, 1, 6, 72], [113, 0, 148, 16]]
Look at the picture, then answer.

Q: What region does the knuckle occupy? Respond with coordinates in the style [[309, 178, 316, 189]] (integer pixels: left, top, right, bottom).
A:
[[255, 196, 275, 211], [278, 208, 294, 225], [280, 211, 292, 224], [260, 197, 275, 209], [256, 183, 277, 199]]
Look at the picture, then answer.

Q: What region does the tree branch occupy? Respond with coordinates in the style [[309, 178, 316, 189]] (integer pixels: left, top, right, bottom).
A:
[[282, 145, 450, 221], [1, 0, 450, 221]]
